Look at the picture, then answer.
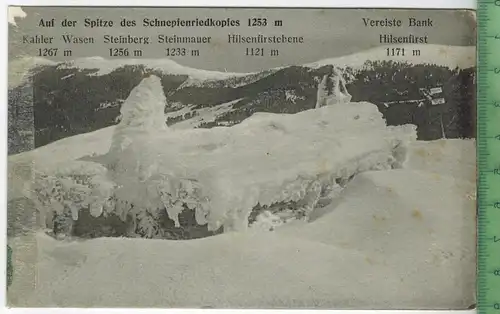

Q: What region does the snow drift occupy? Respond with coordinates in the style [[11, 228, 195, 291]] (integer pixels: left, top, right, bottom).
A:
[[6, 75, 476, 309], [27, 75, 417, 238], [8, 167, 475, 309], [405, 138, 476, 182]]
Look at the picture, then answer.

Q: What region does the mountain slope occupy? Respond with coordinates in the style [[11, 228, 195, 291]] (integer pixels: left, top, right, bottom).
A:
[[9, 44, 474, 89], [60, 56, 252, 80], [8, 57, 56, 88], [8, 45, 475, 151]]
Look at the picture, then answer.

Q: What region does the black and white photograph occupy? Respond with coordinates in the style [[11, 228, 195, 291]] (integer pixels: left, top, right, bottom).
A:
[[7, 7, 476, 309]]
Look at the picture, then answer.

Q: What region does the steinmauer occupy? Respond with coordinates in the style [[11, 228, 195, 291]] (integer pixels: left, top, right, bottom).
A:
[[157, 35, 212, 44]]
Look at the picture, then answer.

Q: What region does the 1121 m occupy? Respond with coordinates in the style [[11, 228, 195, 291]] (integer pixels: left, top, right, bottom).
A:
[[246, 48, 265, 56]]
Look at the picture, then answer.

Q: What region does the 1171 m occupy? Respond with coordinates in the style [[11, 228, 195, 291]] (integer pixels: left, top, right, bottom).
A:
[[387, 48, 405, 56], [387, 47, 421, 57]]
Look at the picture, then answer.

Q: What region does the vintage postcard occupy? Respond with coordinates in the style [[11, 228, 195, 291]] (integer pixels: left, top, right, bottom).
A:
[[7, 7, 476, 309]]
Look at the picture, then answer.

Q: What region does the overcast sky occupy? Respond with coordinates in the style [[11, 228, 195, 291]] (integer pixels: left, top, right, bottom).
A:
[[9, 7, 475, 72]]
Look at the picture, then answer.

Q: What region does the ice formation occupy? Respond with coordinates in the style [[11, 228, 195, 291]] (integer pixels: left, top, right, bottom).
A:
[[109, 75, 168, 155], [32, 75, 417, 237], [316, 68, 352, 108]]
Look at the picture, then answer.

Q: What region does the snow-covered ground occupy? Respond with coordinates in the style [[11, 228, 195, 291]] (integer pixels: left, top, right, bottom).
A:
[[8, 6, 26, 26], [7, 139, 476, 308], [6, 75, 476, 309], [165, 99, 242, 129]]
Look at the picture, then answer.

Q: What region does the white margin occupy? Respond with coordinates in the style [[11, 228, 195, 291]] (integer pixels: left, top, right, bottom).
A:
[[4, 0, 476, 8], [2, 2, 9, 313]]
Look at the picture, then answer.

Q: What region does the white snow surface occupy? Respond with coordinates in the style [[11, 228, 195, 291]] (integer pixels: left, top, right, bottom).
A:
[[8, 142, 476, 308], [8, 6, 26, 26], [165, 99, 242, 129], [7, 76, 475, 308], [177, 70, 276, 89], [405, 138, 476, 182], [306, 44, 476, 70]]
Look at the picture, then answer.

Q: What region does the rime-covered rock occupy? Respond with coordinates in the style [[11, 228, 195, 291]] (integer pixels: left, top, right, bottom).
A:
[[316, 68, 352, 108]]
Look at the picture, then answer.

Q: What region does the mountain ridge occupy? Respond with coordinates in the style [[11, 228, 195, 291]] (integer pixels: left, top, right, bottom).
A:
[[8, 44, 475, 153], [9, 44, 475, 89]]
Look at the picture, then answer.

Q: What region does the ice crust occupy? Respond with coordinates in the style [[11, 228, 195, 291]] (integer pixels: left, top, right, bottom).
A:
[[30, 75, 417, 234]]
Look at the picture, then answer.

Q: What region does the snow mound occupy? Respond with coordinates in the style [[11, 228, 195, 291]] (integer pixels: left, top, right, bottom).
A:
[[282, 169, 475, 307], [6, 231, 373, 308], [10, 170, 475, 310], [299, 169, 475, 251], [405, 138, 475, 182], [110, 75, 168, 154], [8, 124, 115, 204], [306, 44, 475, 70]]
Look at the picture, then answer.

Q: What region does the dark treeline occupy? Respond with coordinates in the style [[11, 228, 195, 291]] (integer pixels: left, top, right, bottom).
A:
[[7, 60, 475, 153], [346, 60, 475, 140]]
